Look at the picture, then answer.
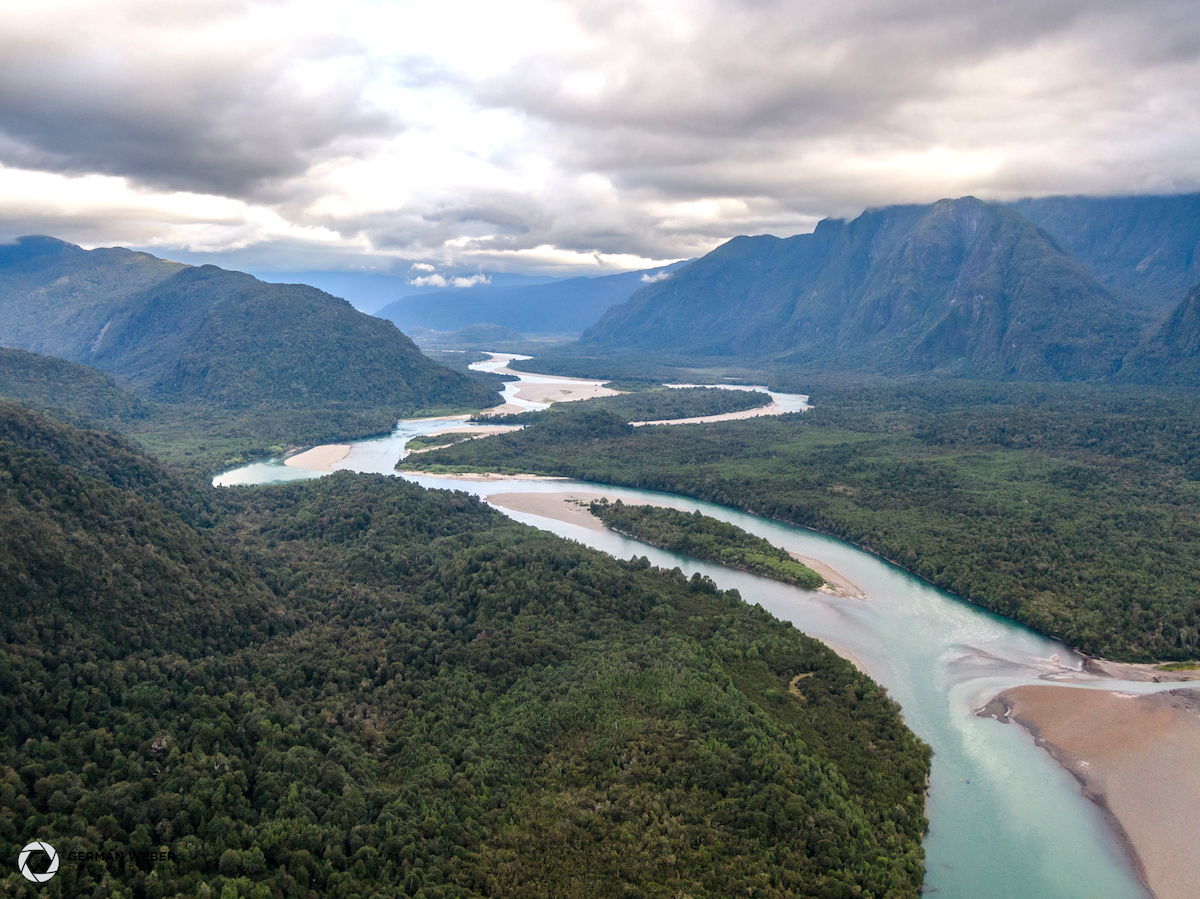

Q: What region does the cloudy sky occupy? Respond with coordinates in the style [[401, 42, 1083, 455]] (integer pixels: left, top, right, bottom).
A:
[[1, 0, 1198, 275]]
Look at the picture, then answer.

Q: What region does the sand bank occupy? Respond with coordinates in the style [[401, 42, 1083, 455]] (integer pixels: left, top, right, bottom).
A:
[[1081, 656, 1200, 683], [486, 491, 867, 600], [284, 444, 351, 472], [981, 684, 1200, 899], [631, 401, 781, 426], [789, 552, 866, 600], [403, 471, 567, 482]]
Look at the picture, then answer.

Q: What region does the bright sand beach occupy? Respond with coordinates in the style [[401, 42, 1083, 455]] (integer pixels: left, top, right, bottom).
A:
[[284, 444, 351, 472], [485, 491, 866, 600], [981, 684, 1200, 899], [631, 401, 781, 426]]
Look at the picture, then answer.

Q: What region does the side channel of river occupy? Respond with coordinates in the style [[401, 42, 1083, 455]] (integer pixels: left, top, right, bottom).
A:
[[215, 360, 1157, 899]]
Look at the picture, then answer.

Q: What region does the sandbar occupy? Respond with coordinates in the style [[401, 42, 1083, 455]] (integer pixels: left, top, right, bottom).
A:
[[1081, 656, 1200, 683], [486, 491, 866, 600], [790, 552, 866, 600], [981, 684, 1200, 899], [284, 444, 351, 472], [631, 401, 781, 426], [402, 471, 567, 482]]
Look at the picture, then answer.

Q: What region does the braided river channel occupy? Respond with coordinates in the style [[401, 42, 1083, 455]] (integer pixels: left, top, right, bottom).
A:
[[215, 357, 1177, 899]]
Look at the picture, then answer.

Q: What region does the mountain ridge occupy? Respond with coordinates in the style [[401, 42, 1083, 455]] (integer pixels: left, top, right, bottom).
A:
[[0, 237, 497, 416], [582, 197, 1143, 380]]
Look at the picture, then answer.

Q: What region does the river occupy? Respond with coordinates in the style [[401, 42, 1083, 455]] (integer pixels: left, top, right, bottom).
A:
[[215, 360, 1159, 899]]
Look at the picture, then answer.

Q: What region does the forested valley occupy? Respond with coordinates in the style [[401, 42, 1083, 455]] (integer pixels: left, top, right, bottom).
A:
[[0, 400, 931, 899], [400, 379, 1200, 662]]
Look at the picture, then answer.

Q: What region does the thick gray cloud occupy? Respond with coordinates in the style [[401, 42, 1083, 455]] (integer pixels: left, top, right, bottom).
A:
[[0, 2, 394, 197], [1, 0, 1198, 272]]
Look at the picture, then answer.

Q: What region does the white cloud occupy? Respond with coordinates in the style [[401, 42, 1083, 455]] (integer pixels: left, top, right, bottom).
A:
[[409, 262, 436, 272], [641, 271, 672, 283], [0, 0, 1197, 272], [451, 274, 491, 288], [408, 273, 447, 287]]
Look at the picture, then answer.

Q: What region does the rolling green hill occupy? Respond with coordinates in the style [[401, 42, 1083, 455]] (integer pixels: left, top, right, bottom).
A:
[[0, 402, 931, 898], [582, 197, 1142, 380], [0, 236, 497, 417]]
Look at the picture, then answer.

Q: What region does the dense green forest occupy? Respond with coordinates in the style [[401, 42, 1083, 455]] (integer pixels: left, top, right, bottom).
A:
[[590, 500, 824, 589], [0, 348, 487, 476], [1, 402, 931, 898], [400, 379, 1200, 662], [0, 241, 501, 473]]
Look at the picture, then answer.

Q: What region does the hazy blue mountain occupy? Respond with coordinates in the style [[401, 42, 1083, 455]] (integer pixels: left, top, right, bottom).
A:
[[1117, 283, 1200, 385], [1008, 193, 1200, 315], [0, 237, 496, 414], [582, 198, 1141, 380], [253, 269, 561, 314], [377, 262, 689, 336]]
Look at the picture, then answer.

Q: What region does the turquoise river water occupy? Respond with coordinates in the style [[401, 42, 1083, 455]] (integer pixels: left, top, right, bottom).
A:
[[215, 361, 1174, 899]]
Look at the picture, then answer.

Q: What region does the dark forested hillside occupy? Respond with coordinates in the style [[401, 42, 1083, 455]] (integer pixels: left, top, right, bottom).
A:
[[1118, 283, 1200, 386], [1008, 193, 1200, 314], [581, 197, 1141, 380], [402, 381, 1200, 662], [1, 403, 931, 899], [0, 236, 496, 419]]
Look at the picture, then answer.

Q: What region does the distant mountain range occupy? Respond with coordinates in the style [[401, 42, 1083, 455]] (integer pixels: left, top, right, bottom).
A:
[[375, 262, 690, 337], [581, 194, 1200, 383], [0, 237, 496, 416]]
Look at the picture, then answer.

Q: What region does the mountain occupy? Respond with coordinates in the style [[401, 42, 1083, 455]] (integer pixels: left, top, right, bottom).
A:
[[253, 269, 561, 314], [0, 399, 277, 659], [0, 236, 496, 415], [581, 197, 1141, 380], [0, 346, 149, 424], [1008, 193, 1200, 315], [377, 262, 689, 336], [1117, 283, 1200, 385]]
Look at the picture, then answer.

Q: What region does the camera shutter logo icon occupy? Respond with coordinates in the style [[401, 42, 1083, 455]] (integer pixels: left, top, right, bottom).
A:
[[18, 841, 59, 882]]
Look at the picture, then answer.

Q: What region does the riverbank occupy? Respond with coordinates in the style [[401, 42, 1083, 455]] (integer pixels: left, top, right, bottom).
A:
[[980, 685, 1200, 899], [486, 490, 866, 600], [284, 443, 351, 472]]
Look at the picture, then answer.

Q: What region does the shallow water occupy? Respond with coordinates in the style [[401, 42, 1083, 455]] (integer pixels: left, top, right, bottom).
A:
[[214, 362, 1158, 899]]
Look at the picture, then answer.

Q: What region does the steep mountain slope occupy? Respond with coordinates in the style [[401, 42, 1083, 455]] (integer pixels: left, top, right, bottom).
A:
[[1009, 193, 1200, 314], [0, 237, 496, 414], [1118, 283, 1200, 385], [378, 262, 688, 336], [0, 400, 278, 659], [582, 198, 1142, 380], [0, 346, 149, 424]]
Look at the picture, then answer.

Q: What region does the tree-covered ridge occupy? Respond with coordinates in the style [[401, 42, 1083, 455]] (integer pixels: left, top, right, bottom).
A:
[[400, 381, 1200, 662], [1, 406, 931, 898], [0, 238, 498, 425], [590, 499, 824, 589], [581, 197, 1140, 380]]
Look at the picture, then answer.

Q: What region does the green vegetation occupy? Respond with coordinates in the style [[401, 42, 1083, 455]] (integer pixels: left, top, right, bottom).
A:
[[2, 403, 931, 898], [591, 500, 824, 589], [401, 379, 1200, 662], [1156, 661, 1200, 671], [0, 241, 500, 472], [404, 431, 474, 452]]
